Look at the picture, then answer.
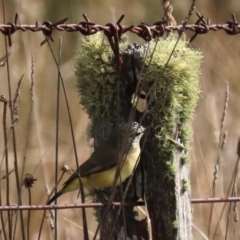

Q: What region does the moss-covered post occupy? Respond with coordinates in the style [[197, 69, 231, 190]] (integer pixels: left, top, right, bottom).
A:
[[75, 33, 144, 239], [140, 35, 202, 239], [75, 33, 202, 239]]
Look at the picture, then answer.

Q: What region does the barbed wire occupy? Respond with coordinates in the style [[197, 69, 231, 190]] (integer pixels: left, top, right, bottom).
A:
[[1, 13, 240, 47], [1, 12, 240, 213]]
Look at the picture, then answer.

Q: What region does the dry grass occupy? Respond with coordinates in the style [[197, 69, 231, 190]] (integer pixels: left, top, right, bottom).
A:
[[0, 0, 240, 239]]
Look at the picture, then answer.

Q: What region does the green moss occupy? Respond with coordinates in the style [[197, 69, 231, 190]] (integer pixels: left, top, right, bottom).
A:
[[75, 32, 202, 238], [75, 33, 201, 144], [75, 33, 129, 124], [182, 178, 190, 192], [172, 220, 179, 229], [141, 34, 202, 238], [181, 154, 188, 165], [144, 34, 202, 179], [165, 160, 177, 178]]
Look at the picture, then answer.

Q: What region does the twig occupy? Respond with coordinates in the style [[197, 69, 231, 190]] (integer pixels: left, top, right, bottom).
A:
[[0, 96, 8, 240], [208, 80, 229, 238]]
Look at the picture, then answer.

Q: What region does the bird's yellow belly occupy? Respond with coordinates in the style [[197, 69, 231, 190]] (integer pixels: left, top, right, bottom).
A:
[[86, 146, 140, 189]]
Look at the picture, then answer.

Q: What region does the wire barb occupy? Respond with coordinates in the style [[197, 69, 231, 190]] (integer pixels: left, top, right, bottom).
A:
[[0, 13, 239, 47]]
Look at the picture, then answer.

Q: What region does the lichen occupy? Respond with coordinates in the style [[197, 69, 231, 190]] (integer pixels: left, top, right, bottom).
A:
[[144, 33, 202, 181], [75, 33, 129, 124]]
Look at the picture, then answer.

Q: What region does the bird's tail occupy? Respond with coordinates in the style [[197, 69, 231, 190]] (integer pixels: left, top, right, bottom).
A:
[[47, 190, 64, 205]]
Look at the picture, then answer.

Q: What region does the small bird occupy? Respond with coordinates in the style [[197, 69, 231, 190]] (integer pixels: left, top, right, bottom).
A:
[[47, 122, 146, 204]]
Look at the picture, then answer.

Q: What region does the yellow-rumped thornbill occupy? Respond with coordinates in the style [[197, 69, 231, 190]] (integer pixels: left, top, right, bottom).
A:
[[47, 122, 146, 204]]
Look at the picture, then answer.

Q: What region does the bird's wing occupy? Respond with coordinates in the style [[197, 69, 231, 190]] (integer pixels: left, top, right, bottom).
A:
[[80, 142, 121, 175], [62, 141, 121, 187]]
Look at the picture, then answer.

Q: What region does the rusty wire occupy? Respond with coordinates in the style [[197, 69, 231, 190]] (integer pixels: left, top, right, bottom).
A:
[[0, 197, 240, 211], [0, 13, 240, 47], [1, 12, 240, 212], [2, 202, 145, 211]]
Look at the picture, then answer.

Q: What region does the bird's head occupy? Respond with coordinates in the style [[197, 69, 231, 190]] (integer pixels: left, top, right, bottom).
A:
[[119, 121, 146, 146]]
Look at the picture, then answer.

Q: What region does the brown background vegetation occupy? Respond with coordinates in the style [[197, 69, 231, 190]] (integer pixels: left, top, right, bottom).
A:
[[0, 0, 240, 239]]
